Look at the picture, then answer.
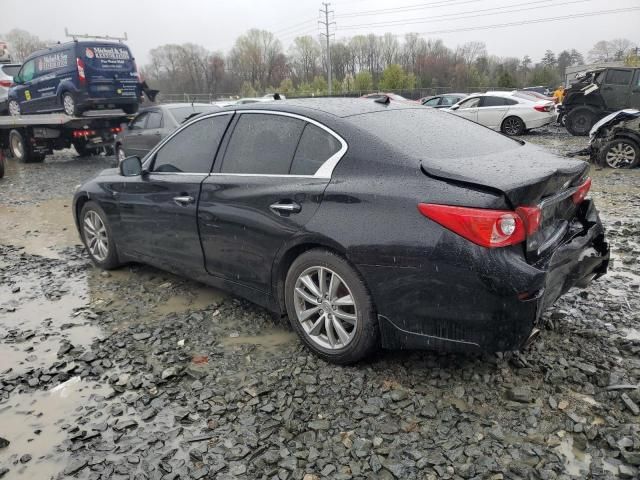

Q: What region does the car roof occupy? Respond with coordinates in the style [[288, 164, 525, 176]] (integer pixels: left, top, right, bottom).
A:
[[224, 97, 422, 118]]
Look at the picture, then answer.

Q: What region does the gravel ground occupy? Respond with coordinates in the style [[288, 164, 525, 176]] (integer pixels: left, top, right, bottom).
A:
[[0, 129, 639, 480]]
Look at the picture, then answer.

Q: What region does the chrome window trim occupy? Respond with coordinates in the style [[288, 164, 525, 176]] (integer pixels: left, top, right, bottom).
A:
[[142, 109, 348, 179]]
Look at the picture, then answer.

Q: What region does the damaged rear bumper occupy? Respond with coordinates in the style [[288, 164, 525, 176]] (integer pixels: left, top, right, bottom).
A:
[[364, 199, 609, 353]]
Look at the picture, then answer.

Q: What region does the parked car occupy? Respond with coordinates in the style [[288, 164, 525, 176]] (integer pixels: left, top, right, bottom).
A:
[[0, 63, 20, 113], [420, 93, 468, 108], [561, 67, 640, 136], [509, 90, 553, 102], [360, 92, 415, 103], [522, 86, 552, 96], [115, 103, 219, 162], [8, 40, 142, 117], [589, 109, 640, 168], [73, 98, 609, 364], [446, 92, 556, 135]]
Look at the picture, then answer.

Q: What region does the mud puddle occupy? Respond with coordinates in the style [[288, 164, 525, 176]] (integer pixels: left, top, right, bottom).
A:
[[222, 328, 298, 353], [0, 198, 79, 258], [0, 377, 109, 478], [554, 432, 592, 477]]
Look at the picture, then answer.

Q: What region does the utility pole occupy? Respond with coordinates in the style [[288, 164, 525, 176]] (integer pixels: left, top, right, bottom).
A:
[[319, 2, 335, 95]]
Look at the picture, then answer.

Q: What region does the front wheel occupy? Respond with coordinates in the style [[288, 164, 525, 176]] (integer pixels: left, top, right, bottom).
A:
[[599, 139, 640, 169], [501, 116, 525, 136], [80, 201, 121, 269], [8, 100, 20, 117], [284, 249, 379, 364], [565, 109, 593, 136]]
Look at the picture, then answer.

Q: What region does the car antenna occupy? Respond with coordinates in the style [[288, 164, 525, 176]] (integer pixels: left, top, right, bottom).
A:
[[64, 28, 128, 43], [374, 95, 390, 105]]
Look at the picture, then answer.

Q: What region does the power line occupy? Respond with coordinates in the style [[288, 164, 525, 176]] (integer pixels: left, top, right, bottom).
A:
[[273, 18, 318, 35], [338, 0, 484, 18], [337, 0, 595, 30]]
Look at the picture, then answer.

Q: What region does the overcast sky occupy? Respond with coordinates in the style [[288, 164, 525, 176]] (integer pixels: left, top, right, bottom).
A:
[[1, 0, 638, 64]]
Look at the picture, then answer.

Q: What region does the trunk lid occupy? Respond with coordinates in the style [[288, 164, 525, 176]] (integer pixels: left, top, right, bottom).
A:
[[420, 142, 590, 261]]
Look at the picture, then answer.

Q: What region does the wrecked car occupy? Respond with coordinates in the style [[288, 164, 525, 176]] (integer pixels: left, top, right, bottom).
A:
[[589, 109, 640, 169], [73, 99, 610, 364], [560, 67, 640, 136]]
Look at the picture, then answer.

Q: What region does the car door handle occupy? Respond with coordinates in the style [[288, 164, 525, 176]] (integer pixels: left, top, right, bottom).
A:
[[173, 195, 194, 206], [270, 201, 301, 214]]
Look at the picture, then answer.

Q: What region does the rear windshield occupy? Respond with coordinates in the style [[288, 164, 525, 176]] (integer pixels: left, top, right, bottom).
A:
[[82, 44, 134, 71], [1, 65, 20, 77], [350, 108, 521, 159], [169, 106, 219, 124]]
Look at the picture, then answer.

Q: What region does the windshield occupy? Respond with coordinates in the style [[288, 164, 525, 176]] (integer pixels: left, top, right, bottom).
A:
[[169, 106, 219, 124], [351, 108, 521, 160]]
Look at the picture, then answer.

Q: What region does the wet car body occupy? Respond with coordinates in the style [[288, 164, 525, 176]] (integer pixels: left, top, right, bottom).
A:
[[73, 99, 609, 358]]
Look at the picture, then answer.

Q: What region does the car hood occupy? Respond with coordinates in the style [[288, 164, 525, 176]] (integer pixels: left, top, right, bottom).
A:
[[420, 142, 588, 206], [590, 109, 640, 139]]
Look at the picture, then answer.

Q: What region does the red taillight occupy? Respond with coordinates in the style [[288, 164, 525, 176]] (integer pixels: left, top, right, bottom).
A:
[[72, 129, 96, 138], [110, 126, 122, 134], [533, 104, 552, 113], [0, 80, 12, 88], [76, 57, 86, 85], [572, 177, 591, 204], [515, 205, 542, 236], [418, 204, 532, 248]]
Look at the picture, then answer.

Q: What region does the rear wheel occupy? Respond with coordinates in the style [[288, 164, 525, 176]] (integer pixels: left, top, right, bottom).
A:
[[599, 139, 640, 169], [80, 201, 121, 269], [0, 153, 5, 179], [284, 249, 379, 364], [8, 100, 20, 117], [73, 140, 92, 157], [8, 129, 43, 163], [122, 103, 139, 115], [62, 92, 82, 117], [565, 109, 593, 136], [501, 116, 525, 136]]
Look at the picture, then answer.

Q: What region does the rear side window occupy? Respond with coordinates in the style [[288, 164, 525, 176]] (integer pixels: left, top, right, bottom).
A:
[[605, 69, 632, 85], [146, 111, 162, 129], [153, 115, 231, 173], [221, 114, 305, 175], [291, 124, 341, 175], [482, 96, 509, 107], [83, 44, 133, 72], [458, 97, 480, 109]]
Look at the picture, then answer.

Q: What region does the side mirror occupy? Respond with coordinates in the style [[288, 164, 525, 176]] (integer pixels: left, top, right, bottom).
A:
[[119, 156, 143, 176]]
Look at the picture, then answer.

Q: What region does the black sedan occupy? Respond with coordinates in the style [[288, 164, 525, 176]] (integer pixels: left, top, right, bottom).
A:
[[73, 98, 609, 364], [115, 103, 220, 162]]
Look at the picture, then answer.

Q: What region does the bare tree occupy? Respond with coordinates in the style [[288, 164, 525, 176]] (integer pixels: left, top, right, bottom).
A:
[[5, 29, 46, 62], [289, 36, 320, 84]]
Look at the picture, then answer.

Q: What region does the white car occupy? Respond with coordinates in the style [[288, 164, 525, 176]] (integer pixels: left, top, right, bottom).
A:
[[445, 92, 556, 135], [0, 63, 20, 114]]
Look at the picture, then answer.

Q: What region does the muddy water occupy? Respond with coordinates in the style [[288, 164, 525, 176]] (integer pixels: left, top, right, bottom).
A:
[[222, 329, 298, 352], [0, 377, 110, 478], [0, 198, 79, 258]]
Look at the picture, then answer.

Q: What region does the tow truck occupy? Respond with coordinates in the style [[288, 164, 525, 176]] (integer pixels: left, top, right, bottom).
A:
[[0, 111, 130, 163]]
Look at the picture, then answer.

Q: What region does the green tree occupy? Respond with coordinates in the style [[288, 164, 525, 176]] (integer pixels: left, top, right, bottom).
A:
[[311, 75, 328, 95], [240, 81, 257, 97], [541, 50, 557, 68], [379, 64, 406, 90], [497, 71, 516, 88], [404, 72, 417, 89], [278, 78, 294, 95], [353, 71, 373, 92]]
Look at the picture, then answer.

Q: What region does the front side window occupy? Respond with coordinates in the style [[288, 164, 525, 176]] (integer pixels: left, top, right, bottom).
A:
[[221, 114, 305, 175], [440, 96, 458, 106], [19, 59, 36, 82], [458, 97, 480, 109], [291, 124, 342, 175], [153, 114, 230, 173], [605, 69, 632, 85], [423, 97, 440, 106], [130, 113, 148, 130]]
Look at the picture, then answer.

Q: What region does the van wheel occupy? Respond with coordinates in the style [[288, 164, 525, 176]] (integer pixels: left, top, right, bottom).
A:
[[62, 93, 82, 117], [284, 249, 379, 364], [9, 129, 38, 163], [122, 104, 139, 115], [8, 100, 20, 117]]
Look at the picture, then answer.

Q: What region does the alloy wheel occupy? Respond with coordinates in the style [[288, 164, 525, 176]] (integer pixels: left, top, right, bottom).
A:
[[10, 133, 24, 160], [8, 100, 20, 116], [293, 266, 358, 350], [605, 142, 637, 169], [63, 94, 76, 116], [83, 210, 109, 262], [503, 117, 523, 136]]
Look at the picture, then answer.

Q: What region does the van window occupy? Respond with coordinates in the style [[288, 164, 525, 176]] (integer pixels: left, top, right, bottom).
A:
[[83, 44, 134, 72], [35, 49, 73, 75], [605, 69, 632, 85], [19, 59, 36, 82]]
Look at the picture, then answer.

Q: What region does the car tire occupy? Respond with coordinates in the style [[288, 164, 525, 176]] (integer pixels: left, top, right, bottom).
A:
[[122, 104, 139, 115], [79, 201, 121, 269], [62, 92, 82, 117], [599, 139, 640, 169], [565, 109, 593, 136], [73, 140, 92, 157], [8, 99, 20, 117], [501, 116, 525, 136], [8, 129, 40, 163], [284, 249, 379, 364]]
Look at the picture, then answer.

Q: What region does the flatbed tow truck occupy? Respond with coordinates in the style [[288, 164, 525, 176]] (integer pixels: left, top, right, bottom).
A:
[[0, 110, 131, 163]]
